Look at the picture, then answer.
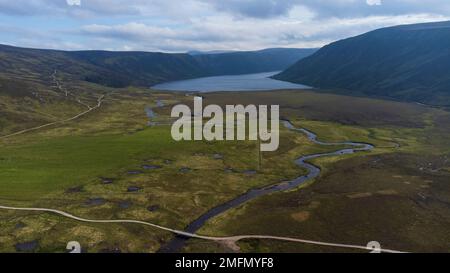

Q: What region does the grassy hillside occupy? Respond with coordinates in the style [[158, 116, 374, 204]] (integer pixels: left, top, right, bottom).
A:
[[0, 44, 204, 88], [0, 44, 315, 89], [274, 21, 450, 106]]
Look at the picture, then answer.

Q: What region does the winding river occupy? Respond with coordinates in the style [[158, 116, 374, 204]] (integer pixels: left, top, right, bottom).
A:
[[159, 120, 374, 252]]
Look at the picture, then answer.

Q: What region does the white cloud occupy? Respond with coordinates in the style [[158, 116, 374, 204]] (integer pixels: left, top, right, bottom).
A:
[[0, 0, 450, 51], [367, 0, 382, 6], [66, 0, 81, 6], [74, 13, 449, 52]]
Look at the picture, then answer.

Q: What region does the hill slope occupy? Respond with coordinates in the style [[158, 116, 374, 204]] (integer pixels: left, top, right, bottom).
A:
[[0, 45, 316, 88], [274, 21, 450, 106], [0, 45, 204, 88]]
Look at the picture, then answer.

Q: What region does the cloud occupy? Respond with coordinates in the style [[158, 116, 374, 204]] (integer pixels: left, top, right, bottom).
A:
[[0, 0, 144, 17], [296, 0, 450, 18], [71, 13, 449, 52], [366, 0, 382, 6], [0, 0, 449, 52], [66, 0, 81, 6], [201, 0, 300, 18], [1, 0, 450, 19]]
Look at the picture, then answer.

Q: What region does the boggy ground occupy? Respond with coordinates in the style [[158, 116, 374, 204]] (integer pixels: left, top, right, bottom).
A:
[[187, 91, 450, 253], [0, 85, 449, 253]]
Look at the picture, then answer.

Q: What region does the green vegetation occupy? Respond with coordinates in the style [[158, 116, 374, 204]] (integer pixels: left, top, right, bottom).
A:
[[0, 44, 314, 89], [275, 21, 450, 106], [196, 152, 450, 253], [1, 83, 449, 253], [191, 91, 450, 253]]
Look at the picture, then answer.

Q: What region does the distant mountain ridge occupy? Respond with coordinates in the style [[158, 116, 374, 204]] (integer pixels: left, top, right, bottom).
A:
[[0, 44, 316, 88], [194, 48, 317, 76], [188, 50, 237, 55], [274, 21, 450, 106]]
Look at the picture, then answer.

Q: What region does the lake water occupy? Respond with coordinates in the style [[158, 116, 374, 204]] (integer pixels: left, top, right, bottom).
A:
[[151, 71, 310, 92]]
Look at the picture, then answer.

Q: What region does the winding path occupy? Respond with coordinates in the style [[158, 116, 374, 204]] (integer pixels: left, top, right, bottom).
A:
[[0, 71, 105, 140], [0, 95, 104, 139], [0, 205, 404, 253], [0, 119, 406, 253]]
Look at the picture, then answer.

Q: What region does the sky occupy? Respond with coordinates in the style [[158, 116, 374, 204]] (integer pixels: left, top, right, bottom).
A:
[[0, 0, 449, 52]]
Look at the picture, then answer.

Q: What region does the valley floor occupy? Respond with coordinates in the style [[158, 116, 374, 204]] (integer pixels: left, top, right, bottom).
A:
[[1, 84, 450, 253]]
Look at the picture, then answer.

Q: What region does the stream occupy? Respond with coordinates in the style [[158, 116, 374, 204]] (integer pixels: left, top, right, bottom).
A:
[[158, 120, 374, 252]]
